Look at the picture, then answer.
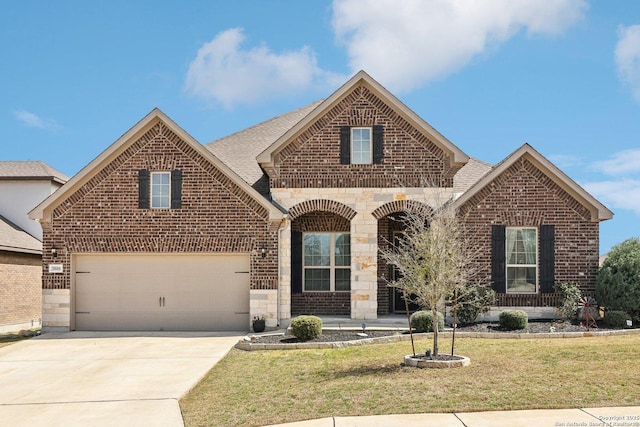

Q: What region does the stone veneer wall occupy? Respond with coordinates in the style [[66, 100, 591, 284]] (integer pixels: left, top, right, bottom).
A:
[[272, 187, 454, 320], [0, 251, 42, 332]]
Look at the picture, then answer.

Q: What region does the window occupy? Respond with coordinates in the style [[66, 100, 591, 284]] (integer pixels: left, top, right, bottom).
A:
[[340, 125, 383, 165], [506, 227, 537, 293], [303, 233, 350, 291], [351, 127, 372, 164], [151, 172, 170, 209]]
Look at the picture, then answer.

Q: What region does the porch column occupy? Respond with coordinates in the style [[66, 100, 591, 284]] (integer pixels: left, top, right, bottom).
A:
[[278, 218, 292, 327], [351, 213, 378, 319]]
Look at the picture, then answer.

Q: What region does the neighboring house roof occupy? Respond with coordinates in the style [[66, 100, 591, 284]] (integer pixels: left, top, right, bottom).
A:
[[450, 143, 614, 222], [0, 215, 41, 254], [206, 100, 323, 187], [257, 70, 469, 168], [29, 108, 284, 223], [453, 157, 493, 193], [0, 161, 68, 184]]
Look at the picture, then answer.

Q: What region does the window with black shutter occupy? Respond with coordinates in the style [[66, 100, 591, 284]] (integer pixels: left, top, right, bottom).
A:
[[339, 125, 384, 165]]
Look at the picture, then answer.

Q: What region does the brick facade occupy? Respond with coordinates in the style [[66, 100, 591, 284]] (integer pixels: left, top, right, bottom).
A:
[[41, 120, 279, 311], [267, 85, 461, 189], [458, 157, 600, 296], [0, 251, 42, 331]]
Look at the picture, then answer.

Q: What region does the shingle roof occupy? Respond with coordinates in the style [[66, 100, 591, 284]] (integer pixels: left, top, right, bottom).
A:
[[205, 101, 323, 187], [453, 157, 493, 193], [0, 215, 41, 254], [0, 161, 68, 184]]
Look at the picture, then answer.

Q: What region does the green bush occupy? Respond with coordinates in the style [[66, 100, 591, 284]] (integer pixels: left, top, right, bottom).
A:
[[453, 284, 495, 325], [604, 310, 631, 329], [596, 238, 640, 321], [410, 310, 444, 332], [554, 282, 582, 320], [290, 315, 322, 341], [499, 310, 528, 331]]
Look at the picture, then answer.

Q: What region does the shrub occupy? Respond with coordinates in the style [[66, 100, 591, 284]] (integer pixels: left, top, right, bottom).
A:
[[604, 310, 632, 329], [499, 310, 528, 331], [554, 282, 582, 320], [596, 238, 640, 322], [410, 310, 444, 332], [290, 315, 322, 341], [453, 284, 496, 325]]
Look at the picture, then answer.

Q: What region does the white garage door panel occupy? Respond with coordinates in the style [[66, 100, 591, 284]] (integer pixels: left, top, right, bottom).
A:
[[74, 254, 250, 331]]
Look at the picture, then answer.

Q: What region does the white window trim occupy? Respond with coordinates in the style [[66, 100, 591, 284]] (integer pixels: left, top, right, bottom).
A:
[[505, 227, 538, 294], [151, 171, 171, 209], [303, 232, 350, 292], [350, 127, 372, 165]]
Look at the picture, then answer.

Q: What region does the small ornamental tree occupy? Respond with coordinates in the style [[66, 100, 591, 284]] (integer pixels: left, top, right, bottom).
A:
[[596, 238, 640, 321], [380, 204, 481, 358]]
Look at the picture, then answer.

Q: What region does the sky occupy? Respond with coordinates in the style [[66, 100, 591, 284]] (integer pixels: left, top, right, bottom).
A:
[[1, 1, 639, 254]]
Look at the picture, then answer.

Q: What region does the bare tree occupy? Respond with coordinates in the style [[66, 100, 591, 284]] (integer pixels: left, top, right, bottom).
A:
[[380, 202, 481, 358]]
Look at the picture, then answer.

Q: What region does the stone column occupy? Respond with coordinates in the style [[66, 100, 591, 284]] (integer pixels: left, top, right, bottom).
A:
[[350, 213, 378, 319]]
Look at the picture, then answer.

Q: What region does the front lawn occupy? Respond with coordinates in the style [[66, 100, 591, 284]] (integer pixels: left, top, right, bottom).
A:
[[180, 335, 640, 427]]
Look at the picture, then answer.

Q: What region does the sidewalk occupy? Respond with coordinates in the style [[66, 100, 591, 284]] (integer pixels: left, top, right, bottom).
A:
[[267, 406, 640, 427]]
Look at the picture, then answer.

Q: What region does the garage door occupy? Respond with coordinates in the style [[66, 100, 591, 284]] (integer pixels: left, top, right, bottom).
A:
[[73, 254, 250, 331]]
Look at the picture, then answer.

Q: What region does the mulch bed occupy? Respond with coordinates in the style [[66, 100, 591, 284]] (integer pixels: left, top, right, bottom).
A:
[[249, 320, 629, 344]]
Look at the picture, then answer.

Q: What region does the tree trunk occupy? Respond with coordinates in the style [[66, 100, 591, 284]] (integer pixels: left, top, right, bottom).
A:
[[432, 306, 439, 357], [405, 293, 415, 357]]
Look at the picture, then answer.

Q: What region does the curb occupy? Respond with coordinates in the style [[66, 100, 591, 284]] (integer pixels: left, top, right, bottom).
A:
[[235, 327, 640, 351]]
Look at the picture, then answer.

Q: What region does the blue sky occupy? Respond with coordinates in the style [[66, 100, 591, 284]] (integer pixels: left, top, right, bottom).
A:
[[1, 1, 639, 254]]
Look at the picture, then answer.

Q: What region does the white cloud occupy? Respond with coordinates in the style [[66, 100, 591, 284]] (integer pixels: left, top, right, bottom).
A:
[[13, 110, 61, 131], [184, 28, 342, 108], [332, 0, 587, 92], [615, 25, 640, 102], [583, 179, 640, 215], [592, 149, 640, 176]]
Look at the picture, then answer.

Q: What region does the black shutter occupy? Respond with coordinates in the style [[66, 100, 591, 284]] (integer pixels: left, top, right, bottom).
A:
[[373, 125, 384, 164], [171, 169, 182, 209], [340, 126, 351, 165], [138, 169, 150, 209], [291, 230, 303, 294], [491, 225, 506, 293], [540, 225, 555, 293]]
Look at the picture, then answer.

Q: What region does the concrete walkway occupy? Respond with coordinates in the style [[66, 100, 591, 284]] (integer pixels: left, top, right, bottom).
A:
[[267, 407, 640, 427], [0, 331, 242, 427]]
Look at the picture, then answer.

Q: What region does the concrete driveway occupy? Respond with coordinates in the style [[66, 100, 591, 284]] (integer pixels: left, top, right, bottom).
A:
[[0, 331, 243, 427]]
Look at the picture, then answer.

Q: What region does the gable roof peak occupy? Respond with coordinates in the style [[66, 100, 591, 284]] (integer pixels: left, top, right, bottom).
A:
[[257, 70, 469, 166], [452, 142, 613, 222]]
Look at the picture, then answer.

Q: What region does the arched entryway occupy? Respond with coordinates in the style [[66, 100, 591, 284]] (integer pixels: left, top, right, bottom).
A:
[[289, 200, 356, 316], [372, 200, 433, 315]]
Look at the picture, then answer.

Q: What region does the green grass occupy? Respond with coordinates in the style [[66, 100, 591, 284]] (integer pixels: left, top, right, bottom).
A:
[[179, 335, 640, 427]]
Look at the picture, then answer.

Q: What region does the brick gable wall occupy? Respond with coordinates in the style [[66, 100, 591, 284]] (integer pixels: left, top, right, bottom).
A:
[[0, 251, 41, 328], [268, 85, 461, 188], [41, 121, 278, 292], [458, 157, 600, 295]]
